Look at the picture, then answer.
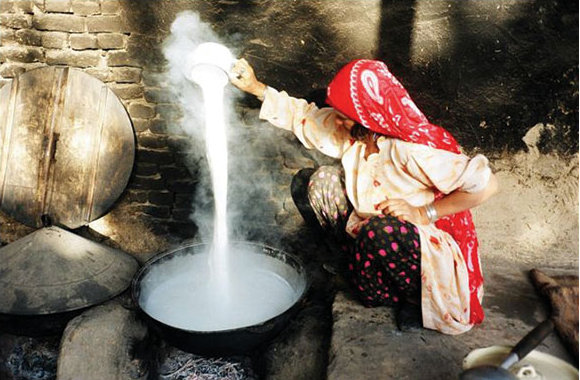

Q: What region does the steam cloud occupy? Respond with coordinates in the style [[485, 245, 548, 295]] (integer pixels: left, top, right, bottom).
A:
[[162, 11, 295, 245]]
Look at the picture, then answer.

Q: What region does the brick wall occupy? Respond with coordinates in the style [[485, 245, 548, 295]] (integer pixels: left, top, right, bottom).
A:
[[0, 0, 200, 250]]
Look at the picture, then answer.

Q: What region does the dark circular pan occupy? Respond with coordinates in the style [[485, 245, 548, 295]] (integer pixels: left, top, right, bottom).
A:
[[132, 241, 310, 356]]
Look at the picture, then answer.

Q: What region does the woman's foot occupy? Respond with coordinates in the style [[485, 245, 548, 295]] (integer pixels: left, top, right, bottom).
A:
[[396, 301, 422, 331]]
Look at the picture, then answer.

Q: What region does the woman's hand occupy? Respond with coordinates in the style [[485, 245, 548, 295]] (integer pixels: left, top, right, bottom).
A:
[[229, 58, 267, 98], [375, 198, 428, 225]]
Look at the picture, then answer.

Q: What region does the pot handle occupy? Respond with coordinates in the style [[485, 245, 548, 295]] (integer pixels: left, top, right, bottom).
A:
[[500, 319, 555, 369]]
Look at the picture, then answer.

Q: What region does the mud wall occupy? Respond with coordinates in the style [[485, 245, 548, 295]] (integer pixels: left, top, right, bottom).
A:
[[0, 0, 577, 252]]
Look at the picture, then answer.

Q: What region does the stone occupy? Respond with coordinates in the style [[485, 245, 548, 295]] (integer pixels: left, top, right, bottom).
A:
[[45, 49, 101, 67], [111, 66, 141, 83], [0, 46, 43, 63], [32, 14, 85, 32], [107, 50, 140, 66], [0, 14, 32, 29], [45, 0, 71, 13], [70, 33, 97, 49], [86, 15, 125, 33], [100, 0, 119, 15], [97, 32, 125, 49], [14, 29, 42, 46], [57, 300, 149, 380], [108, 82, 144, 99], [128, 102, 156, 119], [71, 0, 100, 16], [41, 31, 68, 49]]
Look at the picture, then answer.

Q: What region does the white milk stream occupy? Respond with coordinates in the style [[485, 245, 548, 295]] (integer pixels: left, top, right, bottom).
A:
[[141, 43, 304, 332]]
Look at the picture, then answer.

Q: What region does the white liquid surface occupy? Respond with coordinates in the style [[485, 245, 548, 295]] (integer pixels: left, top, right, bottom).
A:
[[140, 249, 304, 331]]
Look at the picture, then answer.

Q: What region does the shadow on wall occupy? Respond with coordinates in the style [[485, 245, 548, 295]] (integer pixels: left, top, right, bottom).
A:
[[377, 0, 578, 153]]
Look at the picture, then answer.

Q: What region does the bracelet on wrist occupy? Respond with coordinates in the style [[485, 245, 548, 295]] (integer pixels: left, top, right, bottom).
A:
[[424, 202, 438, 223]]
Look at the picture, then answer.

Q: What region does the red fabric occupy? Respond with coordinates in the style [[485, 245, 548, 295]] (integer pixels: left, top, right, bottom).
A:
[[326, 59, 484, 325]]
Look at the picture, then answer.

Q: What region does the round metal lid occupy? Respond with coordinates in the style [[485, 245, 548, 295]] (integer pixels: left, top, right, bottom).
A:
[[0, 226, 139, 315], [0, 66, 135, 229]]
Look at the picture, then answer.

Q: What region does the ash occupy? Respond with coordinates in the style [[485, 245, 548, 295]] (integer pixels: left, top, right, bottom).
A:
[[1, 335, 59, 380], [154, 343, 256, 380]]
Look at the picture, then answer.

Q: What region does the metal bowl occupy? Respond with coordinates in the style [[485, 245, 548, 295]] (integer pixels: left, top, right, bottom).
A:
[[131, 241, 309, 355]]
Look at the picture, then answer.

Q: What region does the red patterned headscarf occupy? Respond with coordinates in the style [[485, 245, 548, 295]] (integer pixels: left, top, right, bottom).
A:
[[326, 59, 484, 325]]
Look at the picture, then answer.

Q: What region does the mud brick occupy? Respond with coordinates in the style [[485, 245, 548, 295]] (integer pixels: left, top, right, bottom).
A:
[[96, 32, 124, 49], [45, 49, 101, 67], [129, 102, 156, 119], [84, 67, 111, 82], [1, 27, 15, 44], [149, 191, 174, 206], [33, 14, 85, 32], [0, 46, 43, 63], [175, 193, 195, 208], [1, 14, 32, 29], [134, 204, 171, 218], [0, 63, 26, 77], [15, 29, 42, 46], [86, 15, 124, 33], [123, 189, 148, 203], [171, 208, 193, 222], [71, 0, 100, 16], [70, 33, 97, 49], [111, 66, 141, 83], [136, 148, 174, 165], [14, 0, 34, 13], [135, 162, 159, 176], [100, 0, 119, 15], [41, 31, 68, 49], [0, 1, 14, 13], [130, 118, 150, 133], [107, 50, 140, 67], [107, 82, 144, 99], [129, 175, 167, 190], [138, 133, 167, 149], [45, 0, 71, 13]]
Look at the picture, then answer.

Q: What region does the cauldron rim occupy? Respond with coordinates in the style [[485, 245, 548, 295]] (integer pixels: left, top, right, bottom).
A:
[[131, 240, 310, 335]]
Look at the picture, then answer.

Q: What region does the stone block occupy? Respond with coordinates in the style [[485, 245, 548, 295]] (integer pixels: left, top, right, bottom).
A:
[[1, 13, 32, 29], [106, 50, 139, 67], [160, 165, 190, 182], [135, 204, 171, 218], [128, 102, 155, 119], [0, 26, 16, 44], [83, 66, 111, 82], [0, 63, 26, 77], [96, 32, 124, 49], [167, 135, 192, 153], [149, 118, 168, 134], [0, 0, 14, 13], [174, 193, 195, 208], [45, 0, 71, 13], [41, 31, 68, 48], [0, 46, 43, 63], [171, 208, 193, 221], [123, 189, 148, 203], [33, 13, 85, 32], [136, 148, 174, 165], [15, 29, 42, 46], [148, 191, 173, 206], [129, 174, 166, 190], [135, 162, 158, 176], [155, 103, 182, 120], [144, 87, 174, 103], [107, 82, 144, 99], [71, 0, 100, 16], [137, 133, 167, 149], [111, 66, 141, 83], [131, 118, 150, 133], [100, 0, 119, 15], [70, 33, 97, 49], [32, 0, 44, 11], [14, 0, 34, 13], [45, 49, 101, 67], [86, 15, 124, 33]]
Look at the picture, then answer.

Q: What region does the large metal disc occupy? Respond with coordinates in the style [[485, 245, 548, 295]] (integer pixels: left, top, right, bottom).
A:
[[0, 226, 139, 315], [0, 66, 135, 229]]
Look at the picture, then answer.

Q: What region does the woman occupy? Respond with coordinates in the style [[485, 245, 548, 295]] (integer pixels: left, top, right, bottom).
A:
[[229, 58, 498, 335]]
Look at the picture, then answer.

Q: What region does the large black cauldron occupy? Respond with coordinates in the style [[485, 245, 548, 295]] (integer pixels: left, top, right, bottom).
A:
[[132, 241, 309, 355]]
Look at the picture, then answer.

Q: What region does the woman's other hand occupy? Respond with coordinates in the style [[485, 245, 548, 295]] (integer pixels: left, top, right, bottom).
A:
[[375, 198, 428, 225], [229, 58, 267, 98]]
